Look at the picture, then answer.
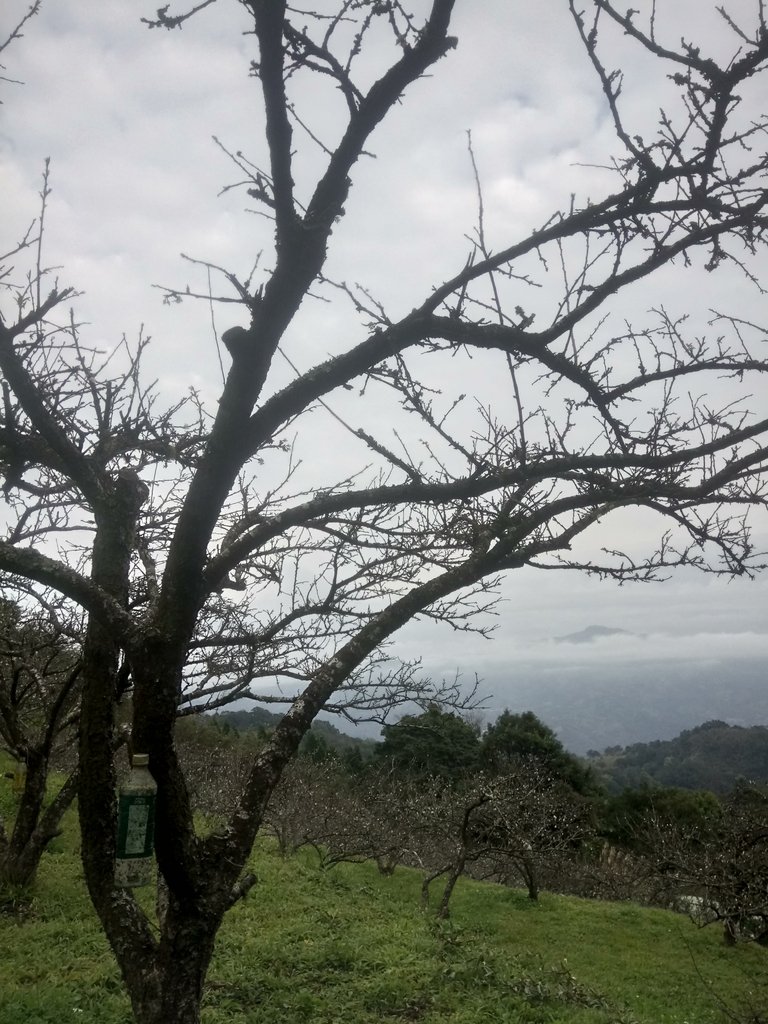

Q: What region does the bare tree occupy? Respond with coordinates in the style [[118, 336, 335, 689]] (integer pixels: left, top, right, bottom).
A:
[[630, 784, 768, 943], [412, 762, 592, 916], [412, 776, 491, 919], [478, 760, 594, 902], [262, 758, 416, 872], [262, 756, 356, 863], [0, 590, 81, 887], [0, 1, 40, 97], [1, 3, 768, 1022]]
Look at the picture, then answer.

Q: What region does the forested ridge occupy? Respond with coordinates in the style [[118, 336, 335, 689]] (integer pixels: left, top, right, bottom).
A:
[[214, 707, 768, 794], [588, 720, 768, 794]]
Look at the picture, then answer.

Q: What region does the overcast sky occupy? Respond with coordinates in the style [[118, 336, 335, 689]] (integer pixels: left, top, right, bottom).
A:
[[2, 0, 767, 718]]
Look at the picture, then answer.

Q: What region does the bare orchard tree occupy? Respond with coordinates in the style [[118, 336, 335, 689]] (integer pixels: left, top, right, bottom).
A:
[[262, 756, 355, 862], [1, 2, 768, 1022], [477, 760, 594, 902], [262, 757, 413, 871], [413, 776, 491, 918], [0, 589, 81, 887], [632, 784, 768, 943], [413, 763, 593, 916], [290, 762, 430, 875]]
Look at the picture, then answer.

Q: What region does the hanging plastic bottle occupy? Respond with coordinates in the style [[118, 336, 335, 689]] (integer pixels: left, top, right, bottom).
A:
[[115, 753, 157, 888]]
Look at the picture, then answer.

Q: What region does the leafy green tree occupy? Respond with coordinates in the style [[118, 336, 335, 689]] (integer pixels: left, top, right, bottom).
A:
[[378, 706, 480, 780], [342, 745, 365, 776], [300, 729, 333, 763], [482, 710, 594, 793], [601, 784, 721, 850], [174, 713, 239, 751]]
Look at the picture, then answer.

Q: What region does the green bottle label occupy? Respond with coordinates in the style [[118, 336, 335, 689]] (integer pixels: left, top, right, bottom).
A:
[[116, 793, 156, 859]]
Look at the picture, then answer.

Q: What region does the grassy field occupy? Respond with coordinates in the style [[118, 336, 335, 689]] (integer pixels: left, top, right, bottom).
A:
[[1, 783, 767, 1024]]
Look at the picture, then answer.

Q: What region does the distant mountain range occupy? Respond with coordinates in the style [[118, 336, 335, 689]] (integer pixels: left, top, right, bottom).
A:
[[471, 622, 768, 755], [554, 625, 641, 644], [589, 720, 768, 793], [481, 655, 768, 755], [213, 625, 768, 761]]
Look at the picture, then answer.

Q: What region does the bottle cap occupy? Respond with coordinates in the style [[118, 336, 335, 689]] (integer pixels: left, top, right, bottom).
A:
[[132, 753, 149, 767]]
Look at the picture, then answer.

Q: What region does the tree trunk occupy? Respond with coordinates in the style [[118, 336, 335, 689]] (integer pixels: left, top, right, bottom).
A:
[[0, 842, 39, 888], [525, 875, 539, 902], [125, 906, 221, 1024], [421, 864, 447, 910], [375, 853, 398, 876], [437, 857, 465, 919], [517, 854, 539, 902], [0, 755, 77, 888]]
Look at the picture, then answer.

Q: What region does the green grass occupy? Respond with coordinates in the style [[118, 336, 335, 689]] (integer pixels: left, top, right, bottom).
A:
[[1, 778, 766, 1024]]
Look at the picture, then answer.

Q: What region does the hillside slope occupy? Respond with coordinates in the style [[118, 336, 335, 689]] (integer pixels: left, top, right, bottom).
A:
[[1, 801, 765, 1024]]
